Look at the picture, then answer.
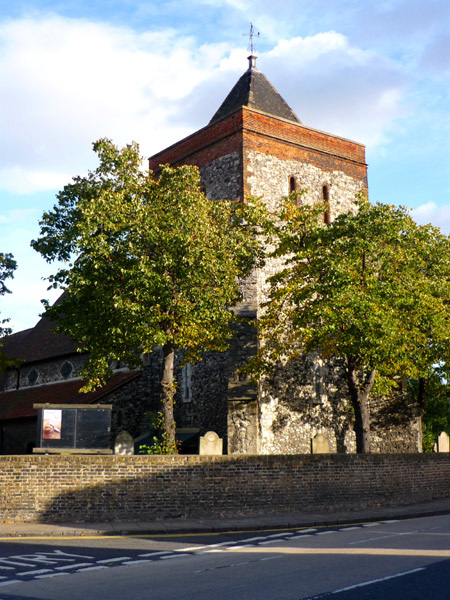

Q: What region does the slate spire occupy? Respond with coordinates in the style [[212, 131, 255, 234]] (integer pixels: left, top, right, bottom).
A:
[[209, 54, 301, 125]]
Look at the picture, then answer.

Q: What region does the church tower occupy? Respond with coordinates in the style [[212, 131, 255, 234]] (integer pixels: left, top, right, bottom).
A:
[[149, 55, 374, 454]]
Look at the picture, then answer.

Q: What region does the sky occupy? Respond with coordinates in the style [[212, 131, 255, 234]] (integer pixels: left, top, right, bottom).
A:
[[0, 0, 449, 333]]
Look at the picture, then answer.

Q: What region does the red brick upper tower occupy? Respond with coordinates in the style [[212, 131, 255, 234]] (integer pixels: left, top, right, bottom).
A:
[[149, 54, 367, 205]]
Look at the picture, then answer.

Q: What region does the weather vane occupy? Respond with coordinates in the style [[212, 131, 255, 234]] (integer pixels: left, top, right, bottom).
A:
[[243, 23, 260, 54]]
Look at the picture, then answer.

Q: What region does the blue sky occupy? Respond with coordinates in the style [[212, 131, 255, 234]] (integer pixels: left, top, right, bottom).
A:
[[1, 0, 449, 332]]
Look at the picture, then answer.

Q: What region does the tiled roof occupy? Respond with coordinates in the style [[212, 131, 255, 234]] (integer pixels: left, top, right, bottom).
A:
[[2, 303, 78, 365], [209, 60, 301, 125], [0, 370, 141, 421]]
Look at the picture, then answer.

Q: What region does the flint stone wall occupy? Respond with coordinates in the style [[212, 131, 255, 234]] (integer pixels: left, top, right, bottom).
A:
[[0, 453, 448, 524]]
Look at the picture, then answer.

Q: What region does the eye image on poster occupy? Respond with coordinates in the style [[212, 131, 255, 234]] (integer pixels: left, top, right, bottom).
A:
[[42, 409, 62, 440]]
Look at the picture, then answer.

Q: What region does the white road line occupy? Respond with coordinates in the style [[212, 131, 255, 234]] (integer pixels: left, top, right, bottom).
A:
[[227, 545, 255, 550], [138, 551, 171, 558], [122, 560, 152, 566], [260, 555, 282, 562], [97, 557, 132, 564], [349, 534, 402, 545], [0, 560, 36, 568], [174, 546, 207, 552], [17, 569, 52, 577], [339, 526, 361, 531], [296, 528, 318, 533], [330, 567, 425, 594], [0, 579, 21, 587], [239, 536, 267, 543], [381, 520, 400, 523], [160, 554, 190, 560], [265, 532, 293, 539], [36, 573, 70, 579], [363, 522, 380, 527], [316, 531, 335, 535], [55, 562, 94, 570], [290, 534, 313, 540], [74, 566, 109, 573]]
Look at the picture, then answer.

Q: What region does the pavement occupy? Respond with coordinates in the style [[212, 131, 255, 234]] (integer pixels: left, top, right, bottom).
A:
[[0, 497, 449, 538]]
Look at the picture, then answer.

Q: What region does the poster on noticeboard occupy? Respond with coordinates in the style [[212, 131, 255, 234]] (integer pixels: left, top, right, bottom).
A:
[[42, 409, 62, 440]]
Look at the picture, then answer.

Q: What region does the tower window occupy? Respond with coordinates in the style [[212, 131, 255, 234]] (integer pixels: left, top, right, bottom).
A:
[[289, 176, 302, 206], [289, 176, 297, 194], [323, 185, 331, 224], [182, 363, 192, 403]]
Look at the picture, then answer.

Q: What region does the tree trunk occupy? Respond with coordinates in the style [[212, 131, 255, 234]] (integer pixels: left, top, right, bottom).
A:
[[346, 362, 376, 453], [161, 342, 176, 448]]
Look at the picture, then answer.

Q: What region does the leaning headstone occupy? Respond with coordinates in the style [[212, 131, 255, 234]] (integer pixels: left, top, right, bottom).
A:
[[114, 430, 134, 455], [199, 431, 223, 455], [436, 431, 450, 453], [312, 433, 330, 454]]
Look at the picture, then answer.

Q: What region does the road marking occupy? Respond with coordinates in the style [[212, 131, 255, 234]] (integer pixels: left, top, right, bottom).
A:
[[55, 563, 94, 570], [381, 520, 400, 523], [97, 557, 132, 564], [363, 522, 380, 527], [35, 572, 69, 579], [316, 531, 335, 535], [259, 539, 283, 545], [339, 526, 360, 531], [0, 579, 21, 587], [0, 560, 36, 568], [138, 551, 172, 558], [290, 534, 313, 540], [266, 532, 293, 538], [160, 554, 191, 560], [297, 529, 318, 533], [17, 569, 52, 577], [76, 566, 109, 573], [330, 567, 425, 594], [123, 560, 152, 566]]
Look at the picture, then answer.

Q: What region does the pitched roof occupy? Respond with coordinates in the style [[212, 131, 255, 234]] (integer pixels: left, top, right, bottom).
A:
[[0, 370, 141, 421], [2, 296, 78, 365], [209, 55, 301, 125]]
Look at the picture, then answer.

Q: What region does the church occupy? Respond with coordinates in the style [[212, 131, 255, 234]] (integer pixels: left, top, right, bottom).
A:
[[0, 54, 422, 455]]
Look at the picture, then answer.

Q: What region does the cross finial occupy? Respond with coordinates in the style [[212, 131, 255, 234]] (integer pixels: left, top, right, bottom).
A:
[[243, 22, 260, 55]]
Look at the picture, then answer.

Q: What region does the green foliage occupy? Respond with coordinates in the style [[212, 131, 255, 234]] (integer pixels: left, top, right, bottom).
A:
[[0, 252, 17, 371], [139, 412, 179, 455], [418, 374, 450, 452], [252, 192, 450, 452], [32, 138, 266, 441]]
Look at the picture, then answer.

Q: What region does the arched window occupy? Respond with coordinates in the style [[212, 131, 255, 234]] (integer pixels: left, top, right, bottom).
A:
[[289, 176, 302, 206], [289, 176, 297, 194], [323, 185, 331, 224]]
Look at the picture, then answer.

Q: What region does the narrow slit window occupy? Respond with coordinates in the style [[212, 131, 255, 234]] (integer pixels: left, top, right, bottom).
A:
[[323, 185, 331, 224], [289, 176, 297, 194], [289, 176, 302, 206]]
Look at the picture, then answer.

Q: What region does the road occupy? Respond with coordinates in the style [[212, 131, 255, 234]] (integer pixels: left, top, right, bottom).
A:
[[0, 514, 449, 599]]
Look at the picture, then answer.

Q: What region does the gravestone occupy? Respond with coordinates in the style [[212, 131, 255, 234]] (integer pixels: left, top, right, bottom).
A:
[[312, 433, 330, 454], [199, 431, 223, 455], [434, 431, 450, 453], [114, 430, 134, 455]]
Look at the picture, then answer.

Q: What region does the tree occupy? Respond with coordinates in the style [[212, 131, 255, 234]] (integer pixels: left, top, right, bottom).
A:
[[252, 194, 450, 453], [32, 139, 265, 448], [0, 252, 17, 370]]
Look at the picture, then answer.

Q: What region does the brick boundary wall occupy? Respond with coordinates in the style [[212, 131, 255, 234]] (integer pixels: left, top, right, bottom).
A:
[[0, 454, 449, 524]]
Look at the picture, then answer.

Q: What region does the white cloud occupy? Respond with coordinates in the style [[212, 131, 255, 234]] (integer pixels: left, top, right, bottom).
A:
[[413, 202, 450, 235], [260, 34, 410, 147], [0, 16, 413, 197], [0, 15, 229, 194]]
